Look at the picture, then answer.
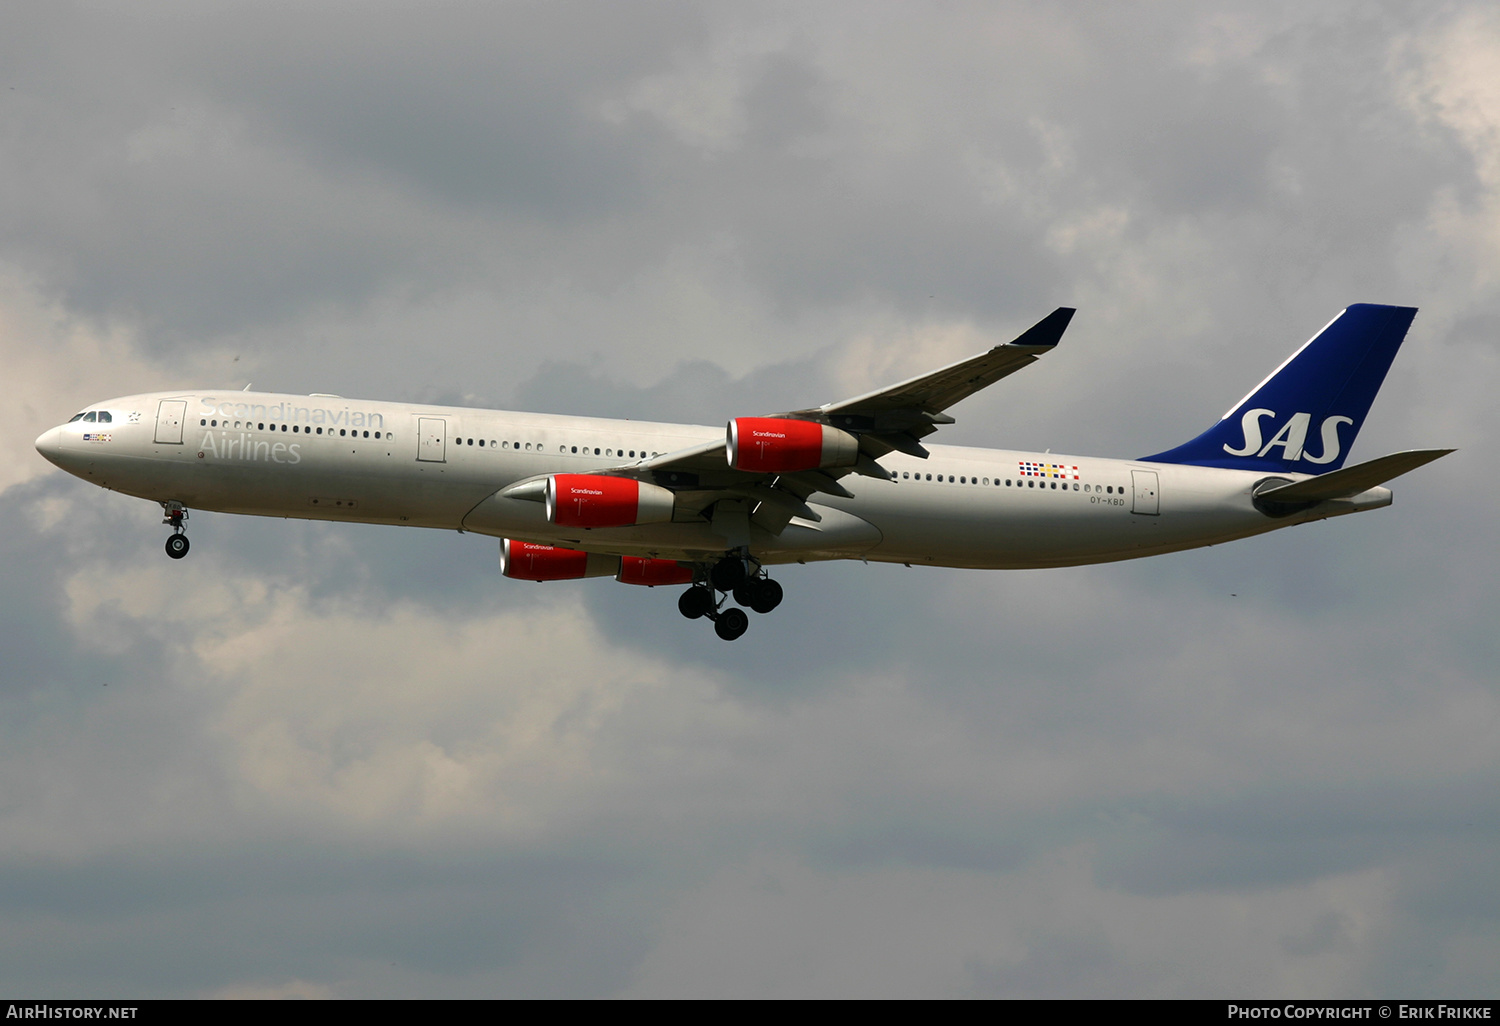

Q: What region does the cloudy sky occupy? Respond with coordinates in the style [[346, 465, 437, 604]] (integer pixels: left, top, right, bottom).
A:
[[2, 1, 1496, 998]]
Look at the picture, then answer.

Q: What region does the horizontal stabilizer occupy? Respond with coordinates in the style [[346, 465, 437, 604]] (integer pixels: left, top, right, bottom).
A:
[[1256, 449, 1454, 503]]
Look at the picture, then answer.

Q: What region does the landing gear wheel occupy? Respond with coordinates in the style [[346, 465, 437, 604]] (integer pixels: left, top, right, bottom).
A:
[[714, 607, 749, 641], [165, 533, 190, 560], [732, 579, 757, 607], [678, 586, 714, 620], [747, 577, 783, 614], [710, 556, 747, 592]]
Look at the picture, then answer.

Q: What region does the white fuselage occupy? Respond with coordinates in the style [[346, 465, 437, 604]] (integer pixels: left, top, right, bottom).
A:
[[35, 390, 1392, 569]]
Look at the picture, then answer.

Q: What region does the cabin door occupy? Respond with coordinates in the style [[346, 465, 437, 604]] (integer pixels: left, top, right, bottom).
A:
[[417, 417, 446, 462], [154, 400, 187, 444], [1131, 470, 1159, 515]]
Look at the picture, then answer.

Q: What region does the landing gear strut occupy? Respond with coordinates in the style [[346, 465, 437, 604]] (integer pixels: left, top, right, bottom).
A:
[[709, 555, 748, 591], [162, 503, 190, 560], [680, 554, 782, 641]]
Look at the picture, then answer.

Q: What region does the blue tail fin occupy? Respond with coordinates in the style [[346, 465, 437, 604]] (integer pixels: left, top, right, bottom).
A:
[[1142, 304, 1417, 473]]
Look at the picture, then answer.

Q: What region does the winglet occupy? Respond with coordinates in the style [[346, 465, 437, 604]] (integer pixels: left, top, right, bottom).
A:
[[1011, 307, 1075, 349]]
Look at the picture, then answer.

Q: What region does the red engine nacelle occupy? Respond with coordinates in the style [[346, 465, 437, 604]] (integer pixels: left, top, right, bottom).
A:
[[500, 539, 619, 581], [545, 475, 675, 529], [727, 417, 859, 473], [616, 556, 696, 587]]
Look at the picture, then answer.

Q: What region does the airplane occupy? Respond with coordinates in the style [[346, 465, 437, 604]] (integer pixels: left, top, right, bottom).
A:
[[34, 303, 1452, 641]]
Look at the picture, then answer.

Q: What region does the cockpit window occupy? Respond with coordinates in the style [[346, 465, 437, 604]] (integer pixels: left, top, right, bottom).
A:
[[83, 412, 97, 423], [97, 411, 112, 423], [68, 413, 85, 423]]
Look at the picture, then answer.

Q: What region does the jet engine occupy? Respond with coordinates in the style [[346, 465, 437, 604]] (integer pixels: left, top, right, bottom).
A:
[[545, 474, 675, 529], [616, 556, 695, 587], [727, 417, 859, 473], [500, 539, 618, 581]]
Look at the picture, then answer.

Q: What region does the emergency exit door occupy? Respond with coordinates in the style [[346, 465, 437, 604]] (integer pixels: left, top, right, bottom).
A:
[[417, 417, 446, 462]]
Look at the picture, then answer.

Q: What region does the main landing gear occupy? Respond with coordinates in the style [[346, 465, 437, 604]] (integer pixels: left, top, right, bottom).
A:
[[678, 554, 784, 641], [162, 502, 190, 560]]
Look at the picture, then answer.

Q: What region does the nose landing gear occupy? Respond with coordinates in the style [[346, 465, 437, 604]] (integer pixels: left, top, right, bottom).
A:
[[162, 503, 190, 560]]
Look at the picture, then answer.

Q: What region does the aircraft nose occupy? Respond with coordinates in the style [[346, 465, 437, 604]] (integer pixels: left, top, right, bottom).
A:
[[35, 425, 63, 465]]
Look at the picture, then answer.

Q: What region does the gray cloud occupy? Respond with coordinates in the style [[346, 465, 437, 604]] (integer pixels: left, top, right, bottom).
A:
[[1, 0, 1495, 999]]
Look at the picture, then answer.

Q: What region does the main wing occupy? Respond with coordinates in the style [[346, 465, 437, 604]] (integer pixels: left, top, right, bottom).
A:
[[799, 305, 1076, 458], [506, 307, 1075, 532]]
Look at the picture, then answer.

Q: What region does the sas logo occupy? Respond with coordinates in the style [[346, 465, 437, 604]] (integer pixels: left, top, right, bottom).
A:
[[1223, 410, 1353, 464]]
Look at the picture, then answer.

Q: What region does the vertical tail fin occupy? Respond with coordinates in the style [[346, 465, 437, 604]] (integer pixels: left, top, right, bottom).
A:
[[1142, 304, 1417, 473]]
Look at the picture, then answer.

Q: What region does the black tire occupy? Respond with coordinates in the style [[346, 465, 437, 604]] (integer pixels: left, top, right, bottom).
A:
[[732, 580, 757, 607], [748, 577, 783, 614], [678, 586, 713, 619], [714, 607, 749, 641], [709, 556, 747, 591], [165, 534, 190, 560]]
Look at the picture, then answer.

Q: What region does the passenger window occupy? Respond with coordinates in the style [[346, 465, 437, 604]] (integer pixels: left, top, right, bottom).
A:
[[1028, 480, 1034, 488], [376, 432, 382, 439], [571, 446, 577, 453]]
